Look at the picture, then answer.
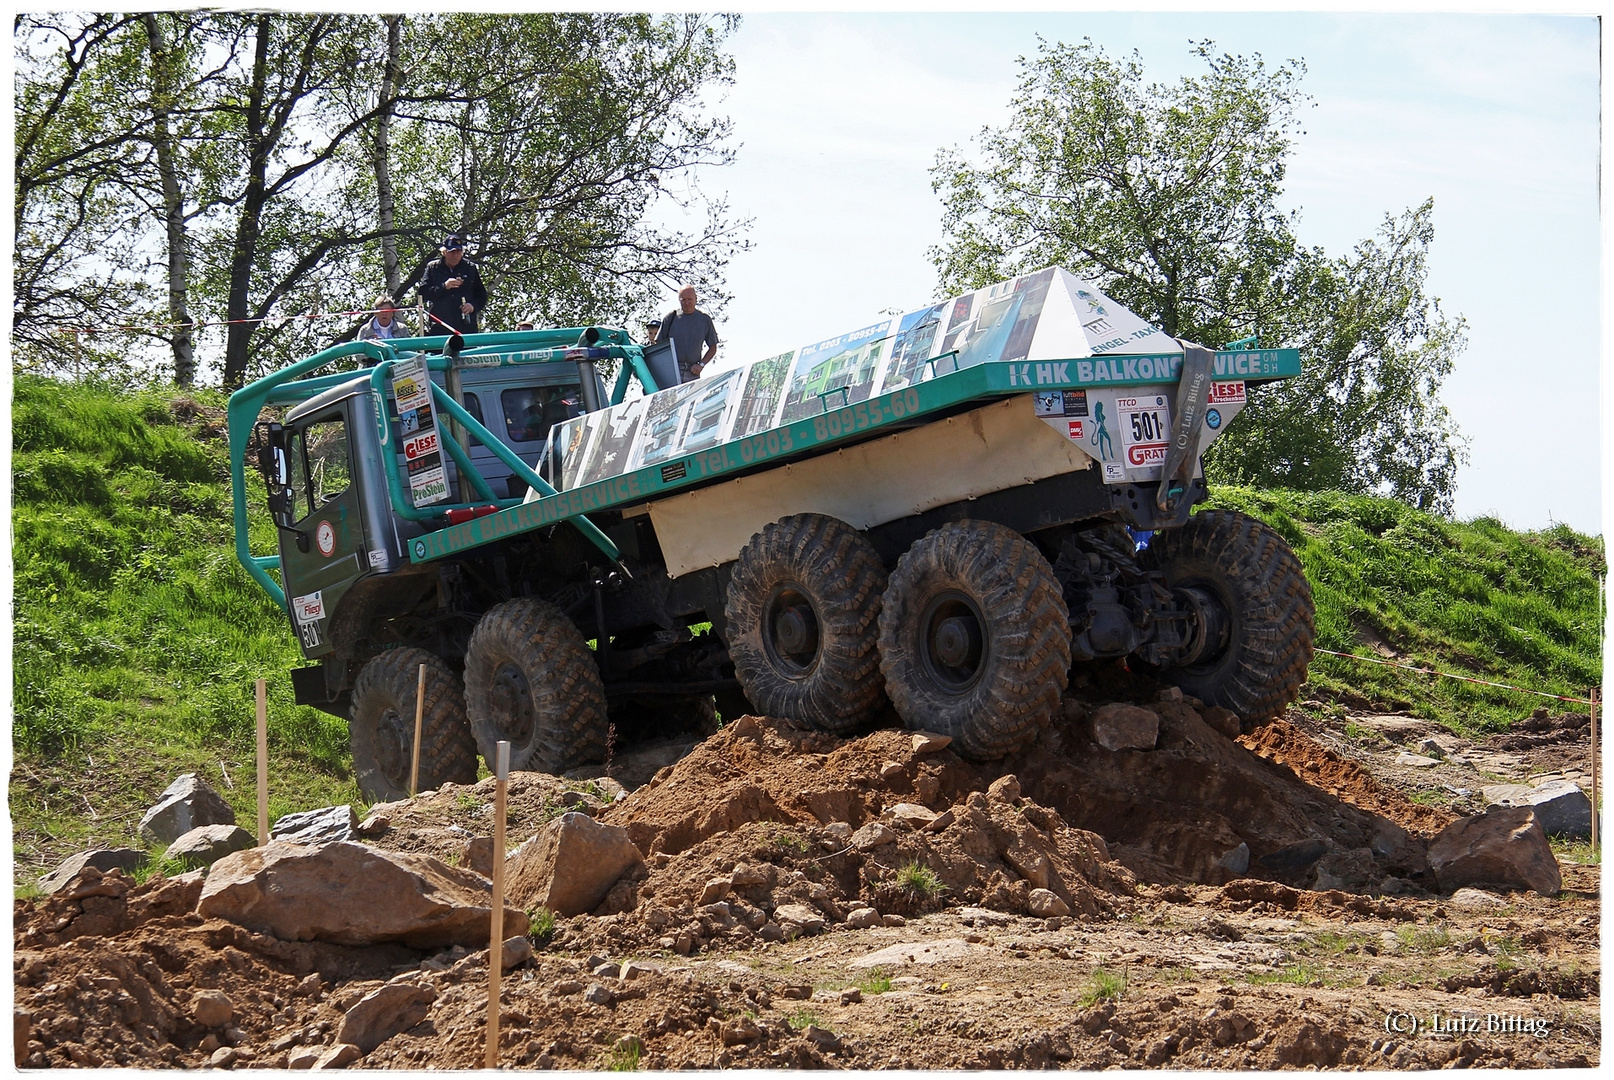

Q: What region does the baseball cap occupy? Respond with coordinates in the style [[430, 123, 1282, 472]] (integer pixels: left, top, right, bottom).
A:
[[443, 234, 465, 250]]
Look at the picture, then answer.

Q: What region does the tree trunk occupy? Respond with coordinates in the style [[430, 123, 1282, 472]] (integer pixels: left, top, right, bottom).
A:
[[142, 13, 195, 386], [373, 14, 403, 295], [222, 16, 272, 391]]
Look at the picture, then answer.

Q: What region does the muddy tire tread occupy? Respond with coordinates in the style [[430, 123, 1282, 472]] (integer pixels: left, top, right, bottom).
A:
[[350, 647, 477, 802], [463, 598, 608, 773], [879, 520, 1071, 760], [725, 513, 888, 733], [1141, 509, 1315, 722]]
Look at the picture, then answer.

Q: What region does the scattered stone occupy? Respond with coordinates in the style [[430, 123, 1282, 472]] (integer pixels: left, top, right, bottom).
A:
[[1482, 780, 1592, 838], [838, 986, 863, 1005], [583, 983, 614, 1006], [773, 904, 826, 935], [312, 1043, 362, 1069], [802, 1025, 842, 1052], [851, 937, 984, 968], [1027, 888, 1071, 918], [879, 761, 906, 783], [551, 980, 585, 996], [191, 989, 234, 1028], [698, 877, 732, 905], [823, 822, 853, 846], [882, 914, 907, 927], [844, 907, 881, 930], [1200, 707, 1242, 739], [986, 775, 1021, 803], [1216, 842, 1251, 876], [757, 923, 783, 943], [209, 1046, 239, 1069], [294, 974, 323, 998], [721, 1016, 762, 1045], [620, 960, 663, 980], [1313, 847, 1376, 891], [199, 841, 527, 948], [922, 808, 956, 834], [851, 822, 897, 850], [164, 825, 256, 868], [287, 1048, 320, 1070], [1447, 887, 1507, 910], [1428, 808, 1562, 896], [1415, 737, 1448, 760], [1157, 686, 1184, 702], [506, 812, 645, 917], [272, 805, 360, 846], [501, 935, 534, 971], [461, 837, 494, 877], [335, 982, 436, 1052], [888, 803, 939, 828], [36, 849, 149, 896], [354, 814, 389, 836], [139, 774, 236, 846], [729, 864, 769, 887], [1090, 703, 1160, 752], [1395, 752, 1441, 768], [911, 732, 952, 755], [592, 961, 622, 979], [613, 1034, 644, 1056]]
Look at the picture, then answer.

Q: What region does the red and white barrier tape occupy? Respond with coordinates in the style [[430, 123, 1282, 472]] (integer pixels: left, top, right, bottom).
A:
[[57, 306, 400, 335], [1313, 647, 1596, 706]]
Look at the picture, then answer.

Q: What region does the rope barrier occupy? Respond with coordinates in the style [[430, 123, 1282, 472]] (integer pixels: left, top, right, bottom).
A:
[[1313, 647, 1596, 706]]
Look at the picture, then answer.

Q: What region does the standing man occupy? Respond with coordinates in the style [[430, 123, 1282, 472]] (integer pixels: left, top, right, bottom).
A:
[[358, 294, 409, 340], [420, 233, 487, 335], [660, 284, 718, 382]]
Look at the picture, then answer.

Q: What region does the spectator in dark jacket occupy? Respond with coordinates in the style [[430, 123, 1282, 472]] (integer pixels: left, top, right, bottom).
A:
[[420, 234, 488, 334]]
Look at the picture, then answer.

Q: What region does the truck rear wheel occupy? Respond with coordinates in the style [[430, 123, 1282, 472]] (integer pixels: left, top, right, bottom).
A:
[[725, 513, 888, 733], [879, 520, 1071, 760], [463, 598, 608, 773], [350, 648, 478, 803], [1139, 509, 1315, 724]]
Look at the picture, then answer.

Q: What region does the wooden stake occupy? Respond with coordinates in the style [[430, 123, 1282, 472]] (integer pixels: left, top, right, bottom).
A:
[[410, 663, 426, 796], [1590, 685, 1599, 855], [486, 740, 510, 1070], [255, 679, 269, 846]]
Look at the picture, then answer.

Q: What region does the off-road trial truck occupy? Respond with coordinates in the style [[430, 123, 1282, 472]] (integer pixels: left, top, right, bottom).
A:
[[229, 267, 1316, 802]]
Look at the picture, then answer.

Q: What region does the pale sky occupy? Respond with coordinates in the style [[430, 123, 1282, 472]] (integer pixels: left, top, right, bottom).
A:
[[678, 11, 1601, 535]]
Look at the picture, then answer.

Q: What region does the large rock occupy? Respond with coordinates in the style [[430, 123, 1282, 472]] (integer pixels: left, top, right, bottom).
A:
[[1481, 780, 1592, 838], [139, 774, 235, 846], [505, 812, 644, 917], [1090, 703, 1160, 752], [198, 841, 526, 948], [273, 805, 359, 846], [37, 848, 148, 895], [165, 825, 256, 867], [335, 982, 437, 1052], [1427, 808, 1562, 897]]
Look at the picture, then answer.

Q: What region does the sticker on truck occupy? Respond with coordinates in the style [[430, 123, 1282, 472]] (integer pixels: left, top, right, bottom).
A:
[[390, 356, 449, 506], [1209, 381, 1246, 404], [1118, 394, 1170, 473], [315, 519, 335, 557], [292, 590, 324, 624]]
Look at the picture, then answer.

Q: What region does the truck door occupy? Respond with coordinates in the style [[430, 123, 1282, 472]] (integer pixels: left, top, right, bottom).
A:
[[279, 406, 370, 657]]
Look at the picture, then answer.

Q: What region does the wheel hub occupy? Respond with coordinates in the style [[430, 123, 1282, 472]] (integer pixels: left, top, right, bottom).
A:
[[488, 661, 537, 745], [761, 585, 821, 678], [1174, 584, 1232, 669], [919, 591, 987, 693]]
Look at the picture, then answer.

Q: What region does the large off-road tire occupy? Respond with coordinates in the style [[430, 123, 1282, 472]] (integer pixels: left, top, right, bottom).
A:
[[724, 513, 888, 733], [463, 598, 609, 773], [350, 648, 477, 803], [879, 520, 1071, 761], [1139, 509, 1315, 723]]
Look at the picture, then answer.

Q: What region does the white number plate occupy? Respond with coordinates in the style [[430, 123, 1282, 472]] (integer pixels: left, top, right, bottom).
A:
[[1116, 393, 1171, 471]]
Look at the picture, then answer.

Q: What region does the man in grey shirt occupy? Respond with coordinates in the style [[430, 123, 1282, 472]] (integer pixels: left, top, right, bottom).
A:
[[660, 284, 719, 383]]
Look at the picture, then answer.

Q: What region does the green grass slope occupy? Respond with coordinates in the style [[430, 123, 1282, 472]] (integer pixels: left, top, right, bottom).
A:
[[9, 378, 1605, 887], [10, 375, 358, 887], [1206, 487, 1603, 734]]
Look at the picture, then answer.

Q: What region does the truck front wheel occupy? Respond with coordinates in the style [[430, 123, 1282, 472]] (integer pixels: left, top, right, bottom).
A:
[[879, 520, 1071, 761], [725, 513, 888, 733], [463, 599, 609, 773], [350, 648, 478, 803], [1139, 509, 1315, 725]]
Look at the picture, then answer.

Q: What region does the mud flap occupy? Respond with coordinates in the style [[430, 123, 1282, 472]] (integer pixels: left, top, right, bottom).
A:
[[1155, 341, 1217, 514]]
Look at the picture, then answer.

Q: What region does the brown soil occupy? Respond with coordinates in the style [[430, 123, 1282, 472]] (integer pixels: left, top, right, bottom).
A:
[[13, 692, 1601, 1070]]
